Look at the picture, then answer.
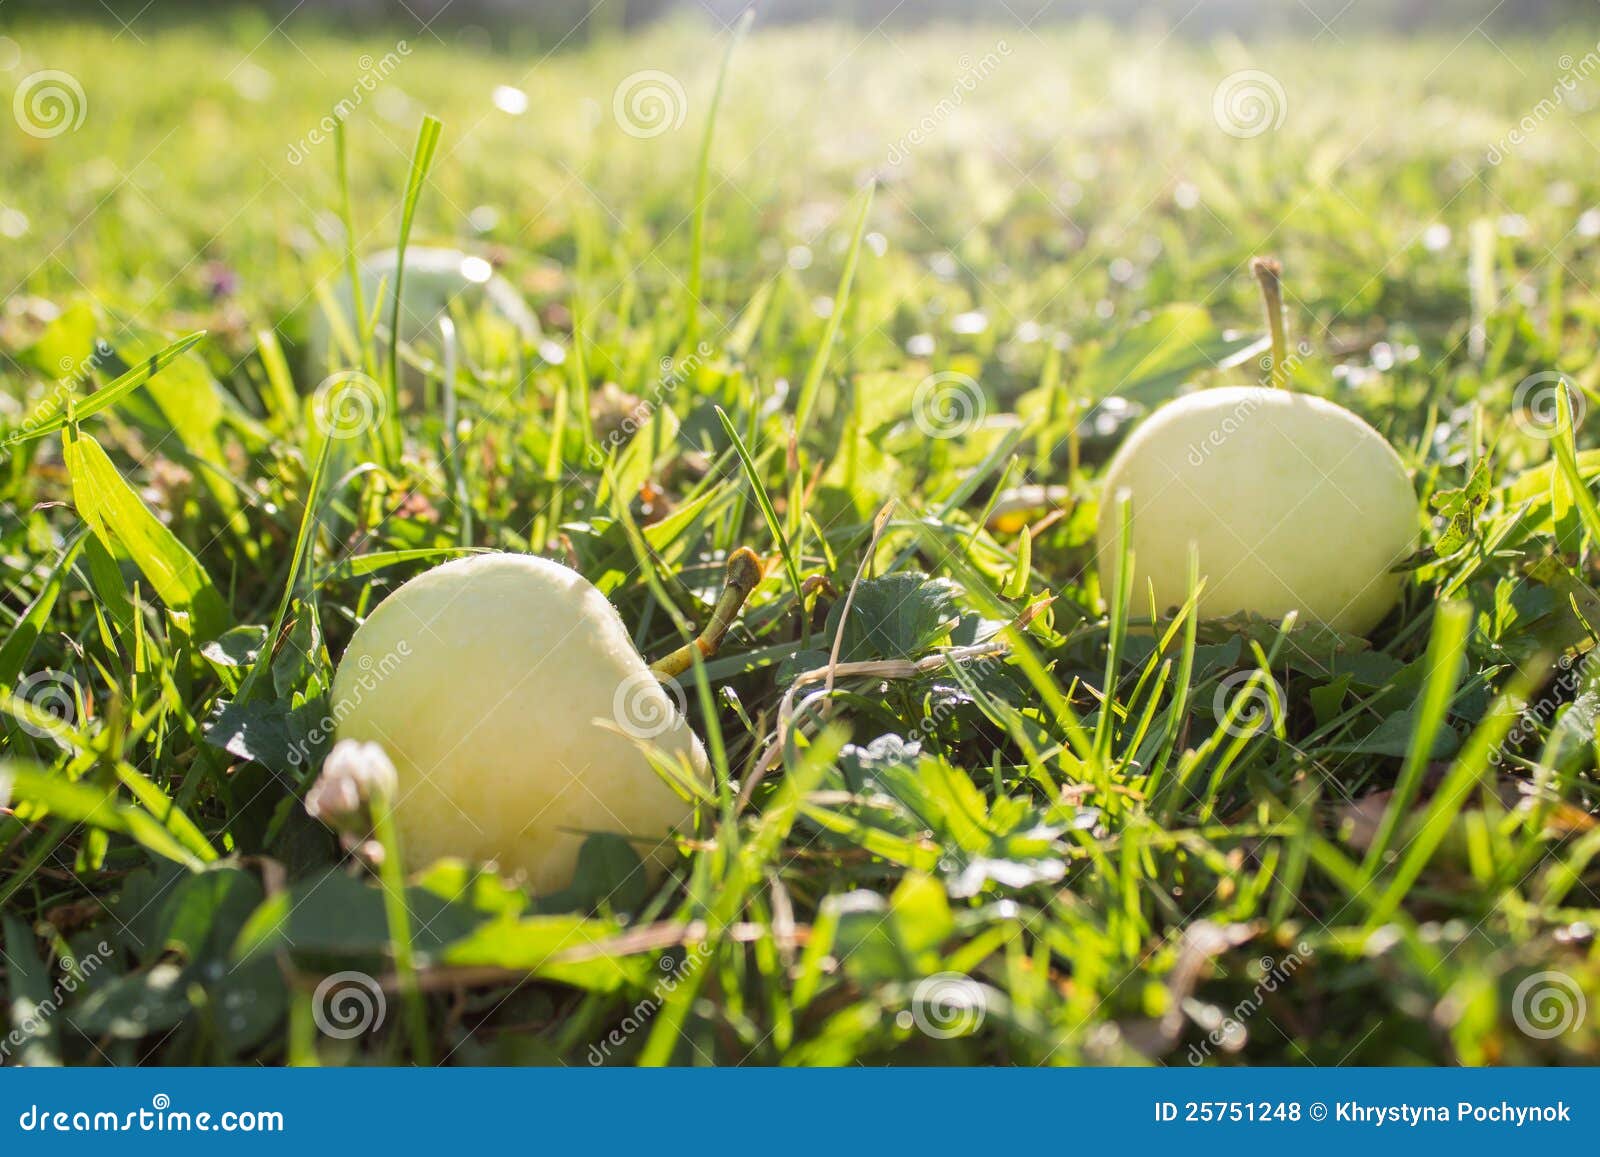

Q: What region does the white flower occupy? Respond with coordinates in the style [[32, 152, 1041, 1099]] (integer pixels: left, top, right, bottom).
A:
[[306, 740, 398, 825]]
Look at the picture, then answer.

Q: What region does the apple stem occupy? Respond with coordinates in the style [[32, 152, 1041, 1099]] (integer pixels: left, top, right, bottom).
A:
[[1251, 256, 1289, 389], [650, 547, 764, 679]]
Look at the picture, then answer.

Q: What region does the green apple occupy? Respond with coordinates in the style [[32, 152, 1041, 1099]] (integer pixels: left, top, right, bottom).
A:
[[329, 553, 705, 894], [1095, 386, 1416, 635], [308, 246, 538, 373]]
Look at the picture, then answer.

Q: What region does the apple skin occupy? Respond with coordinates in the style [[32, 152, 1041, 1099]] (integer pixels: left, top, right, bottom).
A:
[[331, 553, 705, 894], [308, 247, 538, 373], [1095, 386, 1417, 636]]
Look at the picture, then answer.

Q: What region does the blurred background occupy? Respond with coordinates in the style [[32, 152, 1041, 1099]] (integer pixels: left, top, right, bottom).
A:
[[3, 0, 1595, 41]]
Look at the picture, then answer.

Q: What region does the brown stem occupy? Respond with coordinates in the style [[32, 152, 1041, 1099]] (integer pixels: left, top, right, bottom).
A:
[[1251, 256, 1289, 389], [649, 548, 764, 678]]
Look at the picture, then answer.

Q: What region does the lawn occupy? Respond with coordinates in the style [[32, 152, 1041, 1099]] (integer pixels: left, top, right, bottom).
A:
[[2, 10, 1599, 1066]]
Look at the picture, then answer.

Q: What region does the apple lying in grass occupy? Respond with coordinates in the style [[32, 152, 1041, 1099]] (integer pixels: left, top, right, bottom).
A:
[[308, 246, 539, 372], [315, 550, 759, 893], [1095, 262, 1417, 637], [1096, 386, 1416, 635]]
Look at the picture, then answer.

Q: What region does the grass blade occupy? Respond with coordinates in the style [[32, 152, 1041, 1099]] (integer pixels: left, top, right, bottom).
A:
[[793, 181, 874, 437], [3, 332, 205, 450]]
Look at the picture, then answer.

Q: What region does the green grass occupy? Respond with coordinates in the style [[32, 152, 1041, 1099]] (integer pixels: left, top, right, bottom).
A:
[[2, 15, 1600, 1066]]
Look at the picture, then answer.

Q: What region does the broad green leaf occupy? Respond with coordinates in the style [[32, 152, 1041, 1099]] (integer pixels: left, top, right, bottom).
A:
[[115, 332, 244, 529], [3, 915, 62, 1066], [62, 428, 228, 641], [822, 572, 960, 661], [74, 962, 191, 1039], [233, 870, 500, 963]]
